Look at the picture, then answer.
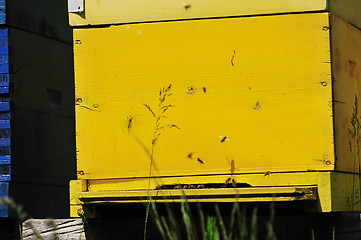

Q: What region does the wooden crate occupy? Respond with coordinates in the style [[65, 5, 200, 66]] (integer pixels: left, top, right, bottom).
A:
[[0, 1, 75, 218], [69, 2, 361, 216]]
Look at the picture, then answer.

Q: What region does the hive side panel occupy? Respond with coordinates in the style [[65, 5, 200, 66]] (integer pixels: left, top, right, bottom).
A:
[[69, 0, 326, 26], [329, 0, 361, 30], [8, 27, 76, 217], [332, 16, 361, 174], [74, 13, 333, 180]]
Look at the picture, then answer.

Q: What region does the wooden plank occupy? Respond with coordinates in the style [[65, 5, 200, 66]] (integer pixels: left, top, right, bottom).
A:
[[329, 0, 361, 30], [69, 0, 326, 26], [73, 172, 361, 213], [22, 219, 85, 240], [332, 15, 361, 174], [74, 13, 333, 180]]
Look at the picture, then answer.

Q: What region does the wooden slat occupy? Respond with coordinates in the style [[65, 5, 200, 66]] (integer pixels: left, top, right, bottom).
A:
[[74, 13, 333, 180], [69, 0, 326, 26], [332, 15, 361, 174], [22, 219, 85, 240]]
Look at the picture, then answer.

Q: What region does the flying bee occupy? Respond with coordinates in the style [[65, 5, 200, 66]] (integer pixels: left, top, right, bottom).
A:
[[264, 171, 271, 177], [197, 158, 204, 164], [219, 136, 229, 143]]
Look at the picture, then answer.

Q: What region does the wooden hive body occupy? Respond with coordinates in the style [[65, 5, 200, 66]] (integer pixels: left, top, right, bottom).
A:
[[69, 0, 361, 216], [0, 0, 75, 218]]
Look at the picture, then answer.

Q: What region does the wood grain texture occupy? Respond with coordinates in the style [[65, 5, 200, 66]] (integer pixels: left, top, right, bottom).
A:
[[332, 15, 361, 174], [72, 172, 360, 213], [329, 0, 361, 30], [22, 219, 85, 240], [69, 0, 326, 26], [74, 13, 333, 180]]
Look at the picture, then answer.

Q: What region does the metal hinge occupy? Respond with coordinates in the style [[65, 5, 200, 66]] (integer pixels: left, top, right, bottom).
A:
[[68, 0, 84, 13]]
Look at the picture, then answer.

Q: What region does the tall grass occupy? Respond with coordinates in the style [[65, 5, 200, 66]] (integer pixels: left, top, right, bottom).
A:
[[150, 199, 277, 240]]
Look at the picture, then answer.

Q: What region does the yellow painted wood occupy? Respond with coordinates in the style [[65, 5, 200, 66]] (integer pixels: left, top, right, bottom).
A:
[[329, 0, 361, 30], [332, 16, 361, 174], [69, 0, 326, 26], [331, 172, 361, 211], [87, 172, 321, 192], [70, 172, 360, 215], [74, 13, 333, 180], [79, 186, 317, 204]]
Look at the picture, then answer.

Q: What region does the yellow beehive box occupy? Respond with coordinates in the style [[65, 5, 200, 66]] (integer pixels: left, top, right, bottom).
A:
[[68, 0, 326, 26], [69, 1, 361, 216], [68, 0, 361, 30]]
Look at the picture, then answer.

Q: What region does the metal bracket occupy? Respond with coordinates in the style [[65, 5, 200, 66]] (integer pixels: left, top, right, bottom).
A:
[[68, 0, 84, 13]]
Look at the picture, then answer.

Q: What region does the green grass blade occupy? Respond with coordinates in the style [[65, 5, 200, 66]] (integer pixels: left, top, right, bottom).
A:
[[150, 202, 167, 240], [197, 203, 206, 239], [214, 204, 227, 240], [250, 207, 258, 240], [181, 200, 193, 240], [227, 202, 238, 240]]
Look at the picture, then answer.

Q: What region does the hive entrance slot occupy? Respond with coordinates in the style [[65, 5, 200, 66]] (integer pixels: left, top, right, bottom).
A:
[[155, 183, 252, 190]]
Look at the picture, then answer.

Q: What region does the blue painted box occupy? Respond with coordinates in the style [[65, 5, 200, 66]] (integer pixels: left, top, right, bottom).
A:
[[0, 28, 9, 217]]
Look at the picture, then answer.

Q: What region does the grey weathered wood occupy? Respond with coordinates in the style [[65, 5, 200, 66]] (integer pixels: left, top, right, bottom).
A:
[[22, 219, 85, 240]]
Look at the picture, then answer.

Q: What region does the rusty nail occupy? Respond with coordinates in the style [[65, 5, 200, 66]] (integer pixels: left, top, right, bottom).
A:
[[322, 26, 329, 31], [76, 98, 83, 103], [93, 104, 99, 108], [321, 82, 327, 87], [78, 170, 84, 175], [326, 161, 331, 165]]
